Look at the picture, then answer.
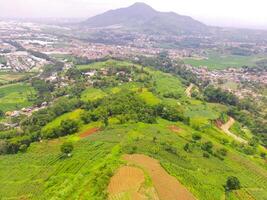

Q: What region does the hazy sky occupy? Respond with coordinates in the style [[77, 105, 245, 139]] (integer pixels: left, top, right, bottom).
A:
[[0, 0, 267, 29]]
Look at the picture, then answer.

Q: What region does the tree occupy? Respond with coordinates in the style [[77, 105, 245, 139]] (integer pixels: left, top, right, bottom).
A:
[[60, 142, 74, 156], [226, 176, 241, 191], [31, 79, 54, 97], [66, 67, 82, 80], [60, 119, 79, 136]]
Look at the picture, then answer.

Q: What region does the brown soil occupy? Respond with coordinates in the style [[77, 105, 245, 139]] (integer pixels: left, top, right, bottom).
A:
[[79, 127, 100, 138], [214, 119, 223, 128], [108, 166, 154, 200], [169, 125, 182, 133], [124, 154, 196, 200]]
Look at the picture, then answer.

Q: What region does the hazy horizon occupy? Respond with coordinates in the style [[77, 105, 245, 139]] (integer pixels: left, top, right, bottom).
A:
[[0, 0, 267, 30]]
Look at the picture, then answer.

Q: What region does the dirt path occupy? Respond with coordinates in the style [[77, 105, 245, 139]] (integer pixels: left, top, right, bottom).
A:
[[185, 83, 194, 98], [124, 154, 196, 200], [220, 117, 247, 144]]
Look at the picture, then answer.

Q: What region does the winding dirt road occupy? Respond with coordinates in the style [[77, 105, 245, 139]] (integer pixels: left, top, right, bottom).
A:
[[185, 83, 194, 98], [220, 117, 247, 144]]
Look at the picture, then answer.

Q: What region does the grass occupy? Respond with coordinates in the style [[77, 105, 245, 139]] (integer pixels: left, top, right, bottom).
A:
[[183, 52, 265, 70], [138, 89, 161, 106], [1, 113, 267, 200], [185, 102, 224, 120], [81, 88, 106, 102], [77, 59, 136, 71], [0, 72, 29, 84], [229, 122, 252, 140], [0, 83, 35, 112], [42, 109, 84, 132], [150, 70, 185, 97]]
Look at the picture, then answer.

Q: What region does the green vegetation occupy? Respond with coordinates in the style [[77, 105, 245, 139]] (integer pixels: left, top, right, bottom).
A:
[[0, 72, 30, 84], [184, 52, 265, 70], [0, 83, 35, 112], [77, 59, 135, 71], [0, 58, 266, 200], [60, 141, 74, 155], [81, 88, 106, 101], [138, 89, 161, 105]]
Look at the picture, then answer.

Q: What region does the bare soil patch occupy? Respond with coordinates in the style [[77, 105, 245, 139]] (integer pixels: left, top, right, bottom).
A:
[[108, 166, 158, 200], [79, 127, 100, 138], [124, 154, 196, 200], [168, 125, 182, 133], [214, 119, 223, 128]]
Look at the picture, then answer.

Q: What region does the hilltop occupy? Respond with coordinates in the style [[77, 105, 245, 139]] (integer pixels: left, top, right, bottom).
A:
[[83, 2, 207, 34], [0, 56, 266, 199]]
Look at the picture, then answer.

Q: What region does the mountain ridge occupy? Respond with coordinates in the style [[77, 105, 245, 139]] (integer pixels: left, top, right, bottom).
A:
[[82, 2, 207, 34]]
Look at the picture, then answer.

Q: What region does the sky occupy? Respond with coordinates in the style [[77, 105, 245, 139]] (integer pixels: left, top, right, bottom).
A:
[[0, 0, 267, 29]]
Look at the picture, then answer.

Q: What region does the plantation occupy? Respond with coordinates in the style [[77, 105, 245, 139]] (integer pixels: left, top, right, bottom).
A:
[[0, 59, 266, 200]]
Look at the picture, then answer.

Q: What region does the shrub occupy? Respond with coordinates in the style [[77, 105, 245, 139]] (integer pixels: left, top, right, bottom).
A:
[[42, 128, 60, 139], [203, 152, 210, 158], [217, 148, 228, 157], [260, 152, 266, 159], [60, 142, 74, 156], [220, 138, 229, 145], [19, 144, 28, 152], [184, 143, 192, 153], [192, 133, 201, 141], [243, 146, 256, 155], [201, 141, 213, 153], [226, 176, 241, 191], [163, 143, 177, 155]]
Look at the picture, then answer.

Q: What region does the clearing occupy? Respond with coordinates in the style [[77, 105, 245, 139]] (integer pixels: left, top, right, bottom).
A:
[[124, 154, 196, 200], [220, 117, 247, 143]]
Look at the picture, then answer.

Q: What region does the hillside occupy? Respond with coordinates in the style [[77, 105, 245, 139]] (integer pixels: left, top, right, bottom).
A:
[[83, 2, 207, 34], [0, 58, 266, 200]]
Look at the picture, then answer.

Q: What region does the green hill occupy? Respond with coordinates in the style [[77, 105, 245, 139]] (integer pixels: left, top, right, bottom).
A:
[[83, 2, 207, 35], [0, 59, 266, 200]]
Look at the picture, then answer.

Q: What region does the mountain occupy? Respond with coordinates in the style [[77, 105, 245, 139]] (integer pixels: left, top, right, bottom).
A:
[[83, 2, 207, 34]]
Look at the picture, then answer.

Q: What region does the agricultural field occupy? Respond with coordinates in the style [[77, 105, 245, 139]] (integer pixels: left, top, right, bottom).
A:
[[0, 83, 36, 112], [0, 71, 30, 84], [183, 52, 265, 70], [0, 118, 267, 200], [0, 59, 266, 200]]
